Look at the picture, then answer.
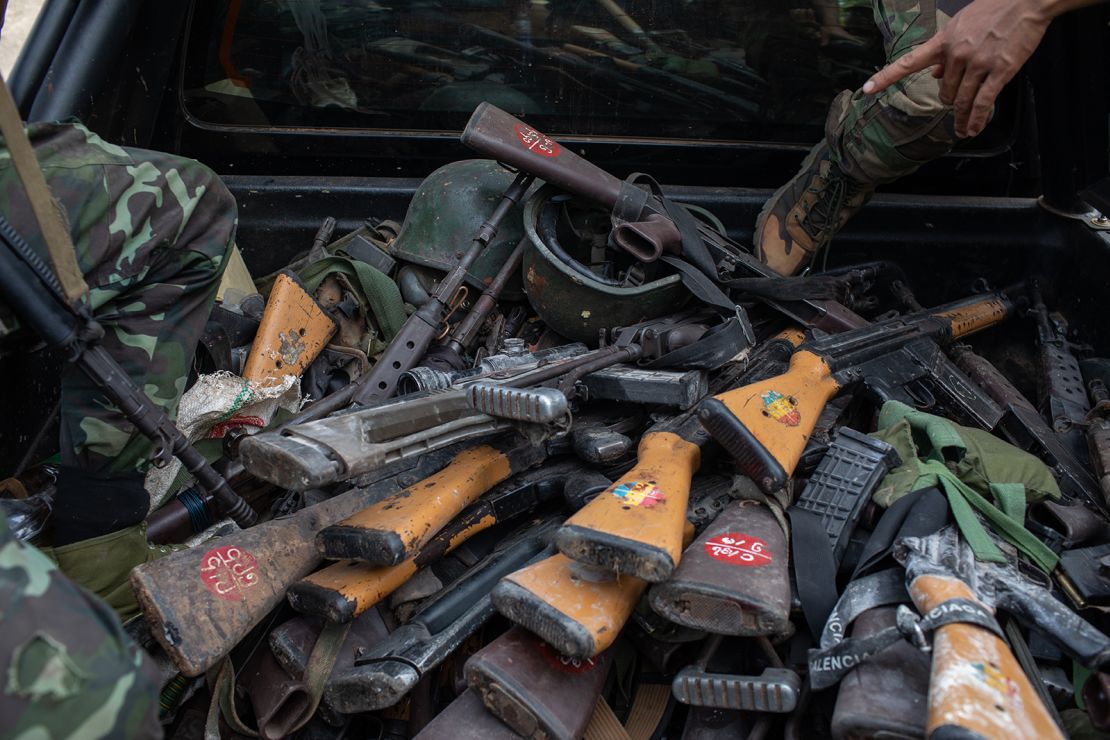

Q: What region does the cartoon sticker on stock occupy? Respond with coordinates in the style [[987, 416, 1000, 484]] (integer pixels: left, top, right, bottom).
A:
[[611, 481, 665, 507], [761, 390, 800, 426], [514, 123, 560, 157], [703, 533, 773, 566]]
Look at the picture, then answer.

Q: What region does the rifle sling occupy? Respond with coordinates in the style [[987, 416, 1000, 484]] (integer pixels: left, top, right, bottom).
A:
[[614, 174, 744, 321], [793, 486, 948, 641], [644, 314, 752, 371], [583, 683, 670, 740], [807, 596, 1004, 691], [0, 74, 88, 304], [205, 621, 351, 740]]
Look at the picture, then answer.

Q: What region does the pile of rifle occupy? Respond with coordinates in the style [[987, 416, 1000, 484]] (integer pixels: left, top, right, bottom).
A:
[[135, 106, 1110, 740]]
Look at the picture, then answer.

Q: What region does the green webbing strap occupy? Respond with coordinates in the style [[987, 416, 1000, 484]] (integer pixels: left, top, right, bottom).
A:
[[877, 402, 1059, 573], [0, 73, 88, 304], [204, 621, 350, 740], [296, 255, 406, 341]]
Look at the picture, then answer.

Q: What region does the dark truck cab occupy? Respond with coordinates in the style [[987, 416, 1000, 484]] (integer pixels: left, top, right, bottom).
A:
[[1, 0, 1108, 476]]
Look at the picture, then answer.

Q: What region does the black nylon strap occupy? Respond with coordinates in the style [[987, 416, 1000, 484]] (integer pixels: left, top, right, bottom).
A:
[[819, 568, 909, 649], [808, 597, 1004, 690], [790, 507, 841, 640], [853, 487, 950, 580], [645, 315, 752, 371], [617, 174, 719, 278]]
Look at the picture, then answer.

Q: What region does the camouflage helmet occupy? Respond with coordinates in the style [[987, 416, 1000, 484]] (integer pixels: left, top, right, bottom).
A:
[[522, 185, 689, 345], [389, 159, 537, 301]]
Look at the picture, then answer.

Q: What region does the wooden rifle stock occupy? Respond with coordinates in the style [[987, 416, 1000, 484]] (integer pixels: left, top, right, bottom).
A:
[[460, 103, 871, 333], [289, 459, 573, 622], [556, 428, 701, 581], [493, 523, 694, 659], [131, 445, 491, 676], [908, 574, 1062, 739], [315, 440, 546, 564], [700, 291, 1017, 492]]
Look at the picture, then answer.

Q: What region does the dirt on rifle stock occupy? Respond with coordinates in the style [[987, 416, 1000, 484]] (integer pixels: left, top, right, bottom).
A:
[[131, 482, 402, 677], [315, 445, 516, 564]]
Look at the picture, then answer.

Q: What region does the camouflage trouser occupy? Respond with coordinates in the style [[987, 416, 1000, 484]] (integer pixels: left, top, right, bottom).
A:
[[0, 515, 161, 738], [0, 122, 235, 476], [829, 0, 975, 185]]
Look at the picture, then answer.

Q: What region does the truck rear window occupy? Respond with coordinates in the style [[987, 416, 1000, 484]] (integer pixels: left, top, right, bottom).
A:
[[182, 0, 891, 143]]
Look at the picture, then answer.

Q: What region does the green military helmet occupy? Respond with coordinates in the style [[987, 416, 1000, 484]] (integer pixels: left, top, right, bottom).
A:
[[390, 159, 538, 301], [522, 185, 689, 345]]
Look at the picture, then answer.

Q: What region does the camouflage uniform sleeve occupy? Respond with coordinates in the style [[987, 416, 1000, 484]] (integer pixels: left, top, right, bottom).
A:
[[828, 0, 977, 185], [0, 515, 162, 739], [0, 121, 236, 476]]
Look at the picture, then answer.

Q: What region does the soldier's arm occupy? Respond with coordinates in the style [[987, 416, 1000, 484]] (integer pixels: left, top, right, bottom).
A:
[[862, 0, 1107, 138]]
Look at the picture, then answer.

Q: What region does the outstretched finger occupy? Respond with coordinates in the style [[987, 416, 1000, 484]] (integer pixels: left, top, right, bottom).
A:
[[862, 38, 944, 94]]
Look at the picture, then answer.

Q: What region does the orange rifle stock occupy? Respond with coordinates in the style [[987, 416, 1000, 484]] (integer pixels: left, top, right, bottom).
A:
[[315, 438, 546, 564], [288, 461, 578, 622], [899, 528, 1064, 739], [699, 290, 1018, 493], [493, 522, 696, 660], [554, 328, 807, 583]]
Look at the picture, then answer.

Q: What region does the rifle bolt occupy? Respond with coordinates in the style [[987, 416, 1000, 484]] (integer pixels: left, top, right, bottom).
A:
[[1094, 214, 1109, 227]]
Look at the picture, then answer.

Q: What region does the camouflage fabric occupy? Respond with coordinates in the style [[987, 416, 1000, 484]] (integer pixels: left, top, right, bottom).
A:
[[828, 0, 975, 185], [0, 122, 235, 476], [0, 515, 161, 739]]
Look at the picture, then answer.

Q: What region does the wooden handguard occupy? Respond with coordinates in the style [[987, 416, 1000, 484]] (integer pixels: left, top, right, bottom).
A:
[[556, 431, 700, 582], [316, 441, 544, 564], [908, 574, 1063, 739], [243, 270, 338, 386]]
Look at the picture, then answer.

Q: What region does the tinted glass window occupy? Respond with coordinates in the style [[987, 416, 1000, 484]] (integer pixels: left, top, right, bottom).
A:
[[185, 0, 893, 143]]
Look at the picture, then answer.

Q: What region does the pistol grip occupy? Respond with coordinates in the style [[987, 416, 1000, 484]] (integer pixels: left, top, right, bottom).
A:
[[316, 445, 514, 564], [492, 553, 646, 660], [556, 431, 700, 582], [699, 350, 839, 492], [909, 574, 1063, 740]]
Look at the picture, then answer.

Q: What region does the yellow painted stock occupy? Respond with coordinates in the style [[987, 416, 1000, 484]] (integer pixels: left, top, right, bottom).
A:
[[909, 574, 1062, 740], [243, 271, 337, 386], [298, 513, 498, 620], [327, 445, 511, 559], [562, 431, 699, 578], [713, 350, 840, 478], [504, 553, 646, 658], [935, 298, 1009, 340]]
